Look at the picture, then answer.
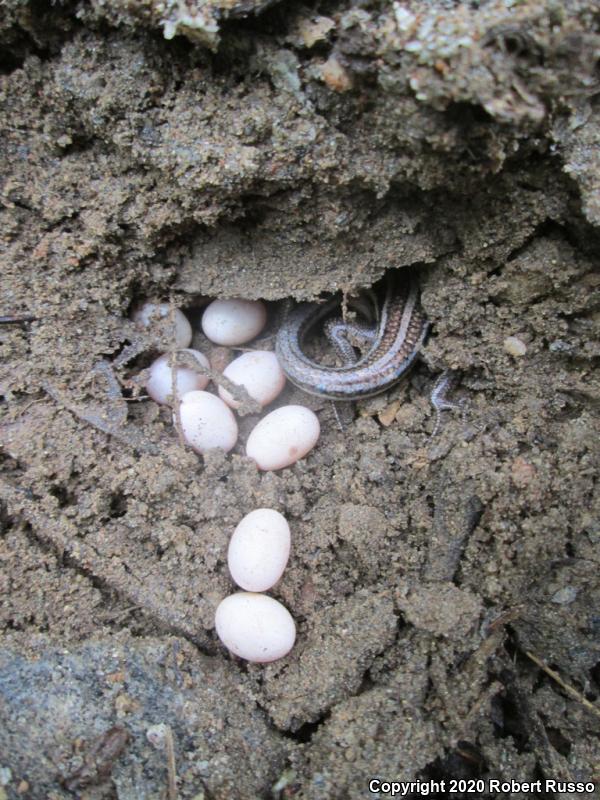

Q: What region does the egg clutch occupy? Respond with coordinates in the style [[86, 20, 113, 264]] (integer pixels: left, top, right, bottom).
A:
[[133, 298, 320, 662], [134, 299, 321, 471]]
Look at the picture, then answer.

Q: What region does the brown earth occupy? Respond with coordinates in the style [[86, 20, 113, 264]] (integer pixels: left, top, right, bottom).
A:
[[1, 1, 599, 798]]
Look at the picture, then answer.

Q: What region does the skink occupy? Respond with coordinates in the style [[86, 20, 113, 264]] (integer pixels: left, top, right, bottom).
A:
[[275, 274, 429, 400]]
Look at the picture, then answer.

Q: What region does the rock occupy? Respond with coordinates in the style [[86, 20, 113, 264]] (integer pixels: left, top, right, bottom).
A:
[[0, 638, 286, 799]]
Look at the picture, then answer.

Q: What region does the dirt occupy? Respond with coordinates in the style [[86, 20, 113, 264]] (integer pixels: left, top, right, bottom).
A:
[[1, 1, 599, 798]]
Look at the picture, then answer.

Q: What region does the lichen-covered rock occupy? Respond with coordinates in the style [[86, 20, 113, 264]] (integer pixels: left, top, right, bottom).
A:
[[0, 638, 287, 799]]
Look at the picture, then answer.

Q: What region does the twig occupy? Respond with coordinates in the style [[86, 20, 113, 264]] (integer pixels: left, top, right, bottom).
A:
[[484, 605, 524, 634], [174, 350, 262, 415], [164, 725, 178, 800], [169, 350, 186, 448], [424, 478, 484, 582], [525, 650, 600, 719], [0, 313, 36, 324], [458, 681, 504, 738]]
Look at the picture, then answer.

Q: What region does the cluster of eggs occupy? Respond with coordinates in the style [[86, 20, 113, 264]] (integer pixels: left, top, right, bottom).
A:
[[215, 508, 296, 662], [132, 298, 315, 661], [133, 299, 320, 470]]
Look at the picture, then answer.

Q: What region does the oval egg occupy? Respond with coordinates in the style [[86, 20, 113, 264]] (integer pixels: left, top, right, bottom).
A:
[[177, 390, 238, 454], [133, 302, 192, 348], [146, 349, 210, 405], [215, 592, 296, 663], [218, 351, 285, 410], [202, 299, 267, 346], [228, 508, 290, 592], [246, 405, 320, 471]]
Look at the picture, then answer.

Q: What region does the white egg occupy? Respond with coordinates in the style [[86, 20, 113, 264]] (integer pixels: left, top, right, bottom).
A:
[[133, 302, 192, 348], [228, 509, 290, 592], [177, 391, 238, 454], [146, 350, 210, 405], [201, 299, 267, 346], [246, 405, 320, 471], [215, 592, 296, 662], [218, 351, 285, 410]]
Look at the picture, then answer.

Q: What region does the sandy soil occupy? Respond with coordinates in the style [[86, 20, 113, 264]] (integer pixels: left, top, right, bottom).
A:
[[1, 1, 599, 798]]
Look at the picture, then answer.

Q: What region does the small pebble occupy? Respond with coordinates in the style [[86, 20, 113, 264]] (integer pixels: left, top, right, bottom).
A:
[[132, 302, 192, 348], [177, 391, 238, 454], [549, 339, 574, 354], [215, 592, 296, 662], [146, 350, 210, 405], [321, 55, 353, 92], [146, 723, 170, 748], [511, 456, 536, 488], [202, 299, 267, 346], [246, 405, 320, 470], [218, 351, 286, 410], [551, 586, 578, 605], [296, 15, 335, 48], [228, 508, 291, 592], [503, 335, 527, 357]]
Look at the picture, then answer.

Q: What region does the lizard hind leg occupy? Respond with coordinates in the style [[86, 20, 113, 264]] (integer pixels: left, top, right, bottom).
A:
[[323, 318, 377, 366], [429, 370, 465, 438]]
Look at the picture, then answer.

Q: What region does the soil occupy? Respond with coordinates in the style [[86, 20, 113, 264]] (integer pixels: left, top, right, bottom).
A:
[[1, 1, 599, 798]]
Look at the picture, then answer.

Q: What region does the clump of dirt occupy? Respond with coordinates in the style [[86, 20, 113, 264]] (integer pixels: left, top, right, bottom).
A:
[[1, 1, 599, 798]]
